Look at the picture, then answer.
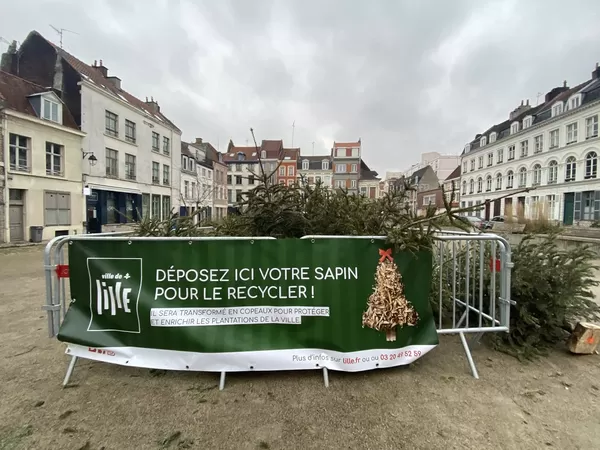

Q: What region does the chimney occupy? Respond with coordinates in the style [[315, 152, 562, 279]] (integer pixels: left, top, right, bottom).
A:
[[0, 40, 18, 74], [509, 99, 532, 120], [544, 83, 570, 103], [92, 59, 108, 77], [593, 62, 600, 80], [145, 96, 160, 114], [195, 138, 203, 145], [107, 76, 121, 90]]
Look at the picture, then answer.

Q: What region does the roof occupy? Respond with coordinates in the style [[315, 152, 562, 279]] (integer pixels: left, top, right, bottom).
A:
[[0, 70, 78, 129], [444, 166, 461, 181], [297, 155, 332, 169], [27, 31, 180, 132], [222, 146, 259, 163], [463, 68, 600, 155], [333, 141, 361, 147], [360, 169, 380, 181], [281, 148, 299, 160]]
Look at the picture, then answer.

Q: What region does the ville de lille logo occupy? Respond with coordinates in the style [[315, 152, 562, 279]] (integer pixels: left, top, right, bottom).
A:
[[86, 258, 142, 334]]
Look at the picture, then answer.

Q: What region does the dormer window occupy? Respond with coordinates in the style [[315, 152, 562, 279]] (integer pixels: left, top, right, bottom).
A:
[[302, 159, 309, 170], [237, 152, 245, 161], [489, 132, 497, 143], [42, 97, 61, 124], [552, 102, 563, 117], [523, 116, 532, 129], [261, 150, 266, 159], [511, 122, 520, 134], [322, 160, 329, 170], [480, 136, 487, 147], [182, 156, 188, 170], [464, 143, 471, 153], [190, 159, 195, 172], [570, 95, 581, 110]]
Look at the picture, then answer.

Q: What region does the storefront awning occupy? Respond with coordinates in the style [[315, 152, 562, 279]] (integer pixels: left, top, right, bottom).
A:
[[87, 183, 142, 195]]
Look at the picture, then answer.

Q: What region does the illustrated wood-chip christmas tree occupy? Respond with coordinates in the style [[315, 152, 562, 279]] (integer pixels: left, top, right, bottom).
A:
[[362, 248, 419, 342]]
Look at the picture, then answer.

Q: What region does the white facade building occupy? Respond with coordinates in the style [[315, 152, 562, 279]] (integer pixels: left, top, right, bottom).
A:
[[460, 65, 600, 224], [297, 156, 333, 188], [387, 152, 460, 185]]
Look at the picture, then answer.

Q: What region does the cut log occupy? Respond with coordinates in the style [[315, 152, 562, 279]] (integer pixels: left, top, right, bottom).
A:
[[568, 322, 600, 354]]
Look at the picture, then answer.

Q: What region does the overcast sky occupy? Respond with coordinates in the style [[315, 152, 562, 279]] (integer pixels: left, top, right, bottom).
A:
[[2, 0, 600, 175]]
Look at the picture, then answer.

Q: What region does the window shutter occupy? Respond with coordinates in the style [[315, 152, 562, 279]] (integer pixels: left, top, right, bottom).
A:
[[594, 191, 600, 221], [574, 192, 582, 221]]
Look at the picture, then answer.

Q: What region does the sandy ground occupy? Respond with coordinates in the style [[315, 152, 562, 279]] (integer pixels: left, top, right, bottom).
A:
[[1, 246, 600, 450]]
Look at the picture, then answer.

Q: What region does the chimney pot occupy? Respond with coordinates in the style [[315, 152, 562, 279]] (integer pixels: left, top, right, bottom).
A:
[[563, 80, 567, 87], [93, 60, 97, 66], [100, 59, 103, 66], [526, 99, 529, 106]]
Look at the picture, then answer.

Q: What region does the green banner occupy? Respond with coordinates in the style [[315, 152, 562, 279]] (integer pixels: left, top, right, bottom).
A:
[[57, 238, 439, 372]]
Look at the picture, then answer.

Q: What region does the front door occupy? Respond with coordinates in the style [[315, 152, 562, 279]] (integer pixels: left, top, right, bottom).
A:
[[9, 205, 24, 241], [563, 193, 575, 225], [484, 200, 491, 220]]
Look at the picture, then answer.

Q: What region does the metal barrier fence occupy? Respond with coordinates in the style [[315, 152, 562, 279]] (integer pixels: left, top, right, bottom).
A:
[[43, 230, 513, 386]]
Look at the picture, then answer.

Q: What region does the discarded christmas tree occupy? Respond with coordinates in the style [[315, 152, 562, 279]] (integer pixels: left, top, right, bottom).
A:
[[362, 248, 419, 341]]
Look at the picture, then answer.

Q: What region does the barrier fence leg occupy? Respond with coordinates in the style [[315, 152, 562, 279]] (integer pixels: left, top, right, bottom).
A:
[[459, 332, 479, 380], [322, 367, 329, 388], [219, 371, 226, 391], [63, 356, 78, 387]]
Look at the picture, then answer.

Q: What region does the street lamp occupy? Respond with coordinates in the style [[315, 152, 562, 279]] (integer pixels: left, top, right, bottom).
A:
[[82, 151, 97, 166]]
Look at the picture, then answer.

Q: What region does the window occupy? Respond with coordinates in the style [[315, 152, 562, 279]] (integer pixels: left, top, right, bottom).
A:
[[191, 182, 196, 199], [532, 164, 542, 186], [125, 120, 136, 143], [248, 175, 255, 185], [184, 181, 189, 198], [490, 132, 497, 143], [534, 135, 543, 154], [44, 191, 70, 226], [235, 164, 242, 172], [236, 189, 243, 202], [495, 173, 502, 190], [552, 103, 562, 117], [336, 180, 345, 188], [288, 165, 295, 176], [191, 160, 196, 173], [350, 179, 357, 188], [288, 179, 295, 187], [162, 196, 171, 220], [152, 162, 160, 184], [162, 165, 170, 185], [235, 175, 242, 185], [523, 117, 532, 128], [152, 132, 160, 151], [351, 164, 358, 173], [487, 153, 493, 166], [227, 174, 232, 184], [547, 194, 557, 219], [423, 194, 436, 206], [163, 137, 170, 155], [511, 122, 519, 134], [470, 159, 475, 171], [518, 167, 527, 187], [585, 152, 598, 179], [228, 189, 232, 203], [461, 181, 467, 195], [261, 150, 267, 159], [582, 191, 595, 221], [478, 156, 483, 169], [507, 170, 514, 189], [42, 98, 60, 123], [508, 145, 515, 160], [182, 157, 188, 171], [520, 140, 528, 157], [565, 156, 576, 181], [106, 192, 119, 224], [151, 194, 161, 218], [497, 148, 504, 164], [125, 153, 136, 180], [548, 161, 558, 184], [570, 96, 580, 109], [566, 122, 578, 144], [45, 142, 63, 176], [486, 175, 492, 192], [480, 136, 487, 146], [105, 110, 118, 137], [202, 168, 206, 177], [105, 148, 118, 178], [9, 133, 29, 172], [477, 177, 483, 193], [469, 179, 474, 194], [550, 129, 559, 149], [279, 166, 285, 176], [302, 160, 309, 170], [586, 115, 598, 139], [462, 161, 467, 173], [360, 187, 367, 196], [322, 160, 329, 170], [336, 164, 346, 173]]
